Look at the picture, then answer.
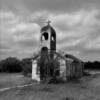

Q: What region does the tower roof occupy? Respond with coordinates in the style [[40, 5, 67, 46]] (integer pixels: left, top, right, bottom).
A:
[[40, 21, 56, 34]]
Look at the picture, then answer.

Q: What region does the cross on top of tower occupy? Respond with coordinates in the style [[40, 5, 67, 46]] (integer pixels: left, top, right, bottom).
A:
[[47, 20, 51, 26]]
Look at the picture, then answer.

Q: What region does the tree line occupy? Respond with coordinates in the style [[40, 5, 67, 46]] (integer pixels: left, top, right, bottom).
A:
[[84, 61, 100, 70], [0, 57, 32, 74], [0, 57, 100, 74]]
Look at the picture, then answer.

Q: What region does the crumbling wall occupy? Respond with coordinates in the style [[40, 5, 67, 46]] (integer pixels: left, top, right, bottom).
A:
[[31, 52, 84, 82], [66, 60, 84, 80], [32, 60, 40, 82]]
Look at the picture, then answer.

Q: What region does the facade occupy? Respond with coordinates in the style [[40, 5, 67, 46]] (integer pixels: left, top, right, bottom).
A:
[[32, 21, 84, 82]]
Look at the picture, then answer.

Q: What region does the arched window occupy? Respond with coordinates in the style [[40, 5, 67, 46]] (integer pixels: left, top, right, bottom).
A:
[[51, 33, 56, 41], [41, 47, 48, 51], [41, 47, 48, 56], [42, 32, 48, 40]]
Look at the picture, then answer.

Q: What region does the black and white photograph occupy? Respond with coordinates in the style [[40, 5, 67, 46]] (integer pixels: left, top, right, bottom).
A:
[[0, 0, 100, 100]]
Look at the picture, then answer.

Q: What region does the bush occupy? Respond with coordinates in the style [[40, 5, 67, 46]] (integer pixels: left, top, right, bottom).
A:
[[84, 61, 100, 70], [21, 58, 32, 76], [0, 57, 22, 73]]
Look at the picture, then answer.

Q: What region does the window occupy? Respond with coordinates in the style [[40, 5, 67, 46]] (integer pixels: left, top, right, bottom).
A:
[[51, 33, 56, 41], [42, 32, 48, 40], [41, 47, 48, 51]]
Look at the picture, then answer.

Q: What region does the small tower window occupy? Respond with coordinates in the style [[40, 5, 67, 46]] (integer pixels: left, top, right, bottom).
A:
[[51, 37, 54, 41], [42, 32, 48, 40], [41, 47, 48, 51], [51, 33, 56, 41]]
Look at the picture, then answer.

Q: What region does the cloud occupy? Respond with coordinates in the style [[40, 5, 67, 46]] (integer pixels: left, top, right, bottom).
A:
[[0, 6, 100, 61], [85, 37, 100, 49], [0, 10, 41, 59], [48, 9, 100, 43], [46, 9, 100, 60], [2, 0, 100, 12]]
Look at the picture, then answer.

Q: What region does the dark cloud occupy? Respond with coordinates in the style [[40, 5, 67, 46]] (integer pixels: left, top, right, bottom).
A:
[[16, 38, 39, 48], [0, 0, 100, 61], [1, 0, 100, 13]]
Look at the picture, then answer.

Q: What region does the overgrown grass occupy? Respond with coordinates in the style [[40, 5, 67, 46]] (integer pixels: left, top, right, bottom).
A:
[[0, 73, 100, 100], [0, 73, 32, 89]]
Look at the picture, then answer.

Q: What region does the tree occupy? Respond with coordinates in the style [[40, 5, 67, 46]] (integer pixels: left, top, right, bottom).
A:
[[0, 57, 22, 73], [84, 61, 100, 70], [21, 58, 32, 76]]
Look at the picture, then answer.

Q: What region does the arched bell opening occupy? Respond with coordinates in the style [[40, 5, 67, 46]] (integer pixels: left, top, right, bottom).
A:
[[41, 32, 49, 41], [41, 46, 48, 53], [51, 33, 56, 41], [50, 29, 56, 52], [41, 46, 49, 60]]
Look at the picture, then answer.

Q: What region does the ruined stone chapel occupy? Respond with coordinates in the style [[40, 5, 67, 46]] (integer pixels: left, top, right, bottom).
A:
[[31, 21, 84, 82]]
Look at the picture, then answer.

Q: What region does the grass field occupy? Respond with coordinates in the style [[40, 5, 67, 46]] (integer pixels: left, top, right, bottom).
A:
[[0, 73, 32, 89], [0, 73, 100, 100]]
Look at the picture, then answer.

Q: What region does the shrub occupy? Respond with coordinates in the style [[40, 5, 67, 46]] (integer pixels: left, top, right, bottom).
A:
[[0, 57, 22, 73], [21, 58, 32, 76]]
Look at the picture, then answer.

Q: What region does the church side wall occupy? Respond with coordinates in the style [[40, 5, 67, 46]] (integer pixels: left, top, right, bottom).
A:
[[66, 61, 84, 80], [32, 60, 40, 82]]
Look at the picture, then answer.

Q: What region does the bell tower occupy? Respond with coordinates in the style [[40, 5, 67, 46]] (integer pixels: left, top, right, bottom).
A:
[[40, 20, 56, 58]]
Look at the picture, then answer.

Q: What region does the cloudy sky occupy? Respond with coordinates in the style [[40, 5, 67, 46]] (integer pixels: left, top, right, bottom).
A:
[[0, 0, 100, 61]]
